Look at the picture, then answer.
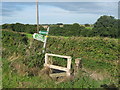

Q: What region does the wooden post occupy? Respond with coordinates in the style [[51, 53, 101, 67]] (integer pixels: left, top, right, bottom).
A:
[[45, 53, 48, 65], [74, 58, 82, 76], [67, 57, 72, 76], [42, 27, 49, 53], [36, 0, 39, 33]]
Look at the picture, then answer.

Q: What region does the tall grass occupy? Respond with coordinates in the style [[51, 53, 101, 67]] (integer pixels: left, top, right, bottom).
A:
[[2, 30, 119, 88]]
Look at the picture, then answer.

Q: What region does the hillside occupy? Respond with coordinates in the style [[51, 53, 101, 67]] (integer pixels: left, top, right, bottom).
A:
[[2, 30, 119, 88]]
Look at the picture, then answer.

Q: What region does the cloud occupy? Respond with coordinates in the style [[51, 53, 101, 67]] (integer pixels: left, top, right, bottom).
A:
[[2, 0, 120, 2], [2, 2, 118, 17], [1, 1, 118, 24], [119, 1, 120, 18], [2, 4, 36, 24], [39, 6, 100, 24], [2, 2, 35, 16], [40, 2, 118, 17]]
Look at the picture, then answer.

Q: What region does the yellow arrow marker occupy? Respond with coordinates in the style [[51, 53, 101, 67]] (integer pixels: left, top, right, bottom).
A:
[[45, 35, 48, 37]]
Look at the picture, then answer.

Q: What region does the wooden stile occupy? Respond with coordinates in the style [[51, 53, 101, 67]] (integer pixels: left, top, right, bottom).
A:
[[44, 53, 72, 76]]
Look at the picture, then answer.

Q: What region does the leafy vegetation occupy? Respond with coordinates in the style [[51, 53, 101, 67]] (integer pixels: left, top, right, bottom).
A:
[[2, 30, 119, 88], [2, 58, 116, 88], [2, 23, 45, 34], [93, 15, 119, 38], [2, 15, 120, 38]]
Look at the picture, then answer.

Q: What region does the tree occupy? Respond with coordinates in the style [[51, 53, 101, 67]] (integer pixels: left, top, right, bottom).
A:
[[85, 24, 90, 27], [93, 15, 118, 38]]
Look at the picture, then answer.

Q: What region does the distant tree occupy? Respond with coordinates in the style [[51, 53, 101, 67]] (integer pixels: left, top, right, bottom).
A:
[[85, 24, 90, 27], [56, 23, 63, 25], [12, 23, 25, 32], [71, 23, 81, 36], [2, 16, 119, 38], [2, 24, 13, 30], [93, 15, 118, 38]]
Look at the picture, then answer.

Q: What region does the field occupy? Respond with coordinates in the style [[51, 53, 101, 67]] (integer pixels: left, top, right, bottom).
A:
[[2, 30, 119, 88], [85, 26, 93, 30]]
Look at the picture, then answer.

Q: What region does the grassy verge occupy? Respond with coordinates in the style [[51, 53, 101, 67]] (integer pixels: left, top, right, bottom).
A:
[[2, 30, 119, 88], [0, 57, 2, 89], [2, 58, 114, 88]]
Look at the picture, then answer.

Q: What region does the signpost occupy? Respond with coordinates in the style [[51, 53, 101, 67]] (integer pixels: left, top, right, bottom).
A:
[[39, 31, 48, 35], [36, 0, 39, 33], [33, 0, 49, 53], [33, 33, 45, 42], [42, 27, 49, 53], [33, 27, 49, 53]]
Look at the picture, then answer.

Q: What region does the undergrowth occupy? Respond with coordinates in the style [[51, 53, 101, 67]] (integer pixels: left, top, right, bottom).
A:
[[2, 30, 119, 88]]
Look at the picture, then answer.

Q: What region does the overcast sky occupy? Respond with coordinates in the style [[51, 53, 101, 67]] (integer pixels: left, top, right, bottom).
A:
[[2, 0, 120, 2], [1, 1, 119, 24]]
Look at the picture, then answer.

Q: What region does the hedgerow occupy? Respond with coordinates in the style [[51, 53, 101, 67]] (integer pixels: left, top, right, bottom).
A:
[[2, 30, 119, 88]]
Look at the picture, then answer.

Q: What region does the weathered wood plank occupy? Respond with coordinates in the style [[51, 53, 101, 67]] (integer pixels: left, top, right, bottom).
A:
[[66, 58, 72, 76], [45, 64, 68, 72], [46, 53, 71, 58], [45, 53, 48, 64], [67, 58, 72, 70]]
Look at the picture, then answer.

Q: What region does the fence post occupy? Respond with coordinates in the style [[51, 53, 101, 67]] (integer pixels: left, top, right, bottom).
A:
[[67, 57, 72, 76], [45, 53, 48, 65], [74, 58, 82, 76]]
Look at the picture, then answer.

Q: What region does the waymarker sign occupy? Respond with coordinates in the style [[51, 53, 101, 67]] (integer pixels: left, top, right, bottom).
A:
[[33, 33, 45, 42], [33, 27, 49, 53], [39, 31, 48, 35]]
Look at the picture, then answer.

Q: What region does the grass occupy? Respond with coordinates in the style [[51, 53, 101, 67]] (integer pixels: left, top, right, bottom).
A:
[[0, 57, 2, 89], [25, 33, 33, 38], [85, 26, 93, 30], [2, 30, 119, 88], [82, 58, 114, 71], [2, 58, 113, 88]]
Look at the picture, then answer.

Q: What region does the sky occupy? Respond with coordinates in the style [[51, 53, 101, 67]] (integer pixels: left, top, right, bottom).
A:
[[1, 0, 119, 24]]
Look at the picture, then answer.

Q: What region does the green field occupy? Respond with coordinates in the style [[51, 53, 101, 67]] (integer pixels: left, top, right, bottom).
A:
[[2, 30, 119, 88], [85, 26, 93, 30]]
